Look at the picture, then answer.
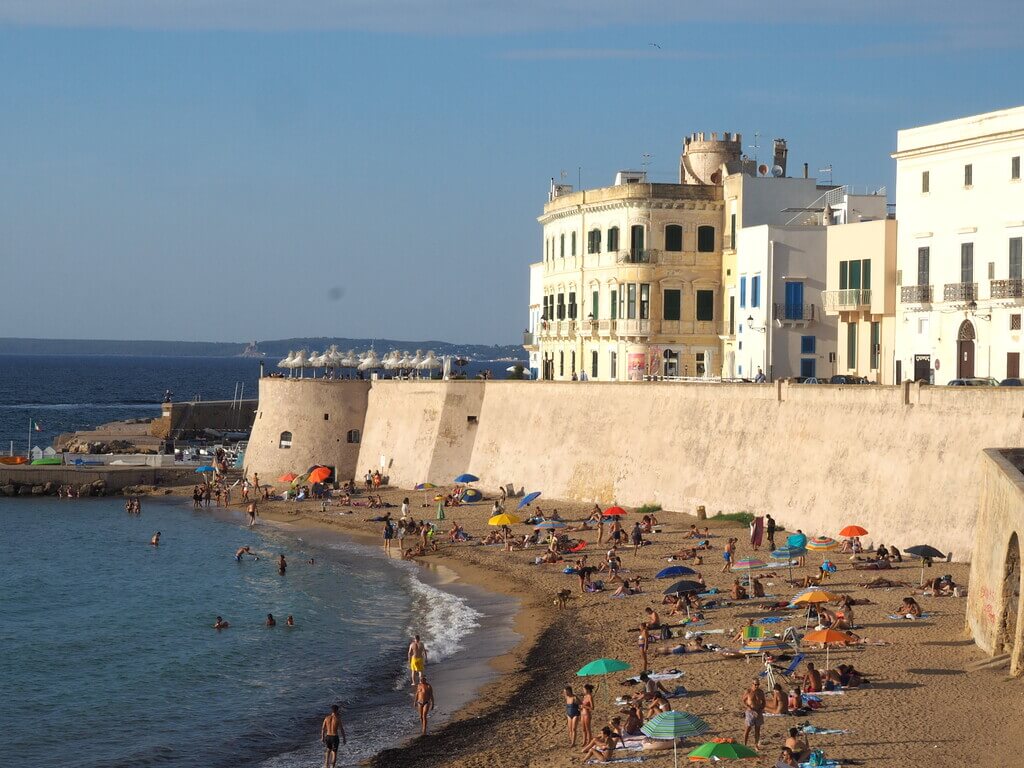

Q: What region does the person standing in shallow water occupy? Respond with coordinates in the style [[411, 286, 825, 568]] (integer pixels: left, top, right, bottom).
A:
[[415, 677, 435, 735], [278, 554, 287, 575], [408, 634, 427, 685], [321, 704, 346, 768]]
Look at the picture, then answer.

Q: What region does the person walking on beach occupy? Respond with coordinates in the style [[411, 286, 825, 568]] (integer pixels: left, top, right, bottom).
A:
[[252, 473, 261, 494], [766, 514, 777, 551], [321, 704, 346, 768], [637, 622, 651, 673], [246, 502, 258, 527], [721, 537, 736, 573], [742, 678, 766, 748], [408, 634, 427, 685], [415, 677, 434, 735], [630, 521, 643, 556], [383, 518, 394, 553], [563, 686, 581, 746]]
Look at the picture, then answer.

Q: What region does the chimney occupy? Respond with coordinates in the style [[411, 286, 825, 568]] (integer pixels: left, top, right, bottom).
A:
[[772, 139, 788, 176], [803, 163, 809, 179]]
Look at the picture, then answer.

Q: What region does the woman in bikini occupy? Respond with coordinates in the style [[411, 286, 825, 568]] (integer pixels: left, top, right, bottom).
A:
[[580, 684, 595, 747], [637, 622, 651, 673]]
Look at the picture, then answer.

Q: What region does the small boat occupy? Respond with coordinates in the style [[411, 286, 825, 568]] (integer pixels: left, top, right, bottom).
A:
[[31, 457, 63, 466], [0, 456, 29, 465]]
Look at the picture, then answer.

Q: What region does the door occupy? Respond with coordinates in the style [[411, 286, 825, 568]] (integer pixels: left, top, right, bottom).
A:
[[957, 320, 976, 379], [800, 358, 816, 378], [630, 225, 645, 257], [913, 354, 931, 382], [784, 281, 804, 319], [1008, 352, 1020, 379]]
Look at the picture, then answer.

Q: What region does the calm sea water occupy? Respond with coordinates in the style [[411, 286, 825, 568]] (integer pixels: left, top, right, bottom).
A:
[[0, 354, 514, 451], [0, 497, 489, 767]]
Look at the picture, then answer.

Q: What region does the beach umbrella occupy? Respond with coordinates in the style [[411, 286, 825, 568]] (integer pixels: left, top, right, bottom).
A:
[[803, 628, 850, 668], [792, 590, 840, 629], [687, 738, 758, 761], [292, 349, 309, 377], [357, 351, 381, 372], [308, 467, 332, 484], [488, 513, 522, 527], [277, 351, 295, 372], [517, 491, 541, 509], [662, 579, 704, 595], [739, 636, 791, 655], [770, 545, 805, 580], [603, 506, 627, 517], [641, 711, 710, 768], [657, 565, 698, 579], [905, 544, 946, 586], [415, 482, 436, 490], [806, 536, 837, 561], [278, 472, 298, 483], [731, 557, 766, 588], [839, 525, 868, 538], [786, 532, 808, 550], [194, 465, 214, 474], [454, 473, 479, 483], [534, 520, 567, 529], [577, 657, 631, 704]]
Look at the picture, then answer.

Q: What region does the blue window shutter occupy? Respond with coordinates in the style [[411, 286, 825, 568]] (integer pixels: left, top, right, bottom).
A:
[[739, 276, 747, 309]]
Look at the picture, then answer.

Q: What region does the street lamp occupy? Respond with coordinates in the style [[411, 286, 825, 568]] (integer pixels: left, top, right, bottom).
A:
[[966, 300, 991, 321], [746, 315, 767, 333]]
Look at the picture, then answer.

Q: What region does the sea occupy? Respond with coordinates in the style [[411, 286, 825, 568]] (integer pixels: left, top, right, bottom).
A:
[[0, 354, 520, 767]]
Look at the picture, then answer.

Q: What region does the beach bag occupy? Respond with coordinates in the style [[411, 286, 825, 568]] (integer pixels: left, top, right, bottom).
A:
[[660, 625, 673, 641], [807, 749, 826, 766]]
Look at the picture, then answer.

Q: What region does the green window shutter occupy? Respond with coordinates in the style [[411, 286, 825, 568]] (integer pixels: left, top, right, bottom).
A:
[[839, 261, 848, 290], [849, 260, 861, 290], [610, 290, 618, 320], [664, 289, 681, 321], [862, 259, 871, 290], [592, 291, 599, 320]]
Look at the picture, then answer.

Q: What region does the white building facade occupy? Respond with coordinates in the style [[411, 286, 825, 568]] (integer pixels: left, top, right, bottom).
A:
[[893, 106, 1024, 383]]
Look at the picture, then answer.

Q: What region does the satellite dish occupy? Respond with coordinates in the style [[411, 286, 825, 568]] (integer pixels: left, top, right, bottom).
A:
[[710, 170, 722, 184], [758, 164, 769, 176], [771, 165, 784, 177]]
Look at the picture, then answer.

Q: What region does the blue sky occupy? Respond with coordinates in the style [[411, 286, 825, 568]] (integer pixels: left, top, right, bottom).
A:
[[1, 2, 1022, 345]]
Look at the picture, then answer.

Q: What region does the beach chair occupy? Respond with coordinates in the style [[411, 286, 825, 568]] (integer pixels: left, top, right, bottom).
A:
[[761, 652, 806, 684], [742, 625, 764, 641]]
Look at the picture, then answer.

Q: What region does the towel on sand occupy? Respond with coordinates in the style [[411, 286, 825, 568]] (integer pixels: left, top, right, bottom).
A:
[[586, 757, 643, 765], [802, 725, 850, 735], [888, 613, 932, 620]]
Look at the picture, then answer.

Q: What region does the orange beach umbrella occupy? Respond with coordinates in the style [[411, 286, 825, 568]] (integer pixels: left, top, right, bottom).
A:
[[278, 472, 298, 483], [839, 525, 868, 538], [803, 628, 851, 668], [308, 467, 332, 484]]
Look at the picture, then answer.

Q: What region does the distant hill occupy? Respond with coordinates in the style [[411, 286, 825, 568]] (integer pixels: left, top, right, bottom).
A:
[[0, 337, 526, 361]]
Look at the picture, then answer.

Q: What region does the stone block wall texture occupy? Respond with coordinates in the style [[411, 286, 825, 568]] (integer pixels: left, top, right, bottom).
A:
[[243, 379, 370, 483], [967, 449, 1024, 674], [354, 380, 1024, 560]]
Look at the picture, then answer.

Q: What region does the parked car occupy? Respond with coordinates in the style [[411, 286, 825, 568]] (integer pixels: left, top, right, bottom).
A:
[[828, 375, 863, 385], [948, 377, 998, 387], [999, 378, 1024, 387]]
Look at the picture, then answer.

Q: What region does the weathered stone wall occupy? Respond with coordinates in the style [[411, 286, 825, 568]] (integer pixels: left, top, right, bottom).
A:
[[151, 399, 259, 439], [967, 449, 1024, 675], [243, 379, 370, 483]]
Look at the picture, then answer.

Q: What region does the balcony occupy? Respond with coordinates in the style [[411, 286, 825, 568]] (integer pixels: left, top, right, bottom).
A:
[[616, 249, 655, 265], [823, 289, 872, 311], [772, 303, 817, 325], [991, 279, 1024, 300], [900, 285, 933, 304], [598, 319, 617, 337], [943, 282, 978, 303], [522, 331, 536, 347], [618, 319, 652, 337], [579, 319, 597, 335]]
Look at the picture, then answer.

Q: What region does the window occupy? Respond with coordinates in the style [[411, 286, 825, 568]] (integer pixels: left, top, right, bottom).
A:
[[609, 351, 617, 379], [1011, 237, 1023, 280], [1012, 314, 1022, 331], [964, 164, 973, 187], [1014, 156, 1021, 181], [324, 413, 330, 421], [571, 231, 577, 256], [591, 290, 599, 320], [665, 224, 683, 252], [870, 321, 881, 370], [610, 289, 618, 320], [697, 225, 715, 252], [750, 275, 761, 308], [846, 324, 857, 370], [557, 293, 566, 319], [630, 225, 645, 255], [571, 351, 575, 374], [921, 170, 929, 193], [730, 213, 736, 246], [961, 242, 974, 283], [559, 351, 564, 377], [627, 283, 637, 319], [568, 291, 577, 320], [863, 259, 872, 290], [279, 431, 292, 449], [695, 290, 714, 321], [739, 275, 747, 309], [587, 228, 601, 254], [800, 358, 816, 378], [591, 350, 598, 379], [917, 247, 930, 285], [560, 234, 565, 258], [801, 335, 816, 354], [839, 260, 848, 290], [663, 289, 681, 321], [346, 429, 361, 444], [639, 284, 650, 320], [607, 226, 620, 252]]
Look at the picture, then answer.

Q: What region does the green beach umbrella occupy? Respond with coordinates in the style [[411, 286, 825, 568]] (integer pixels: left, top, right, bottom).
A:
[[577, 658, 630, 705], [687, 739, 759, 761], [640, 711, 709, 768]]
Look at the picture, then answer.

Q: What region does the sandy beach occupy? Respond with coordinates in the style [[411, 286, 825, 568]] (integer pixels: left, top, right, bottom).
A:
[[188, 484, 1023, 768]]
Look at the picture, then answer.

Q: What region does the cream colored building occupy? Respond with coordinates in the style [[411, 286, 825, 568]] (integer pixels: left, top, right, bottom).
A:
[[823, 219, 898, 382], [530, 133, 743, 381], [893, 106, 1024, 383]]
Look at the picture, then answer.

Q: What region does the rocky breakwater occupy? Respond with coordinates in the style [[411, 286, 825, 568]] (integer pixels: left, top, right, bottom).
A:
[[1, 478, 108, 498]]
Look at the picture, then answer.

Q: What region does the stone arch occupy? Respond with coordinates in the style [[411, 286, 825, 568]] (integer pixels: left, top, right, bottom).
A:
[[958, 319, 976, 341], [999, 532, 1023, 671]]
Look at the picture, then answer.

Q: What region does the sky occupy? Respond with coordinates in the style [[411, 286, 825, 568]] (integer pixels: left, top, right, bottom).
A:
[[1, 2, 1022, 345]]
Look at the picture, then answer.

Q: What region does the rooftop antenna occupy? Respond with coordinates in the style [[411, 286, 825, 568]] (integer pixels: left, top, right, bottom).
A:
[[641, 153, 653, 174], [819, 164, 833, 185], [748, 131, 761, 166]]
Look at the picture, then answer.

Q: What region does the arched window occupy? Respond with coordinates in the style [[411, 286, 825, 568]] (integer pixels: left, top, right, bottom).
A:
[[607, 226, 620, 251], [665, 224, 683, 252], [697, 226, 715, 252], [279, 431, 292, 449], [347, 429, 361, 444], [958, 319, 976, 340], [587, 228, 602, 254]]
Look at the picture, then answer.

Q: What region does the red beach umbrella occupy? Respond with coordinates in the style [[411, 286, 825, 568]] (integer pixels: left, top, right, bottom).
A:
[[603, 506, 627, 517]]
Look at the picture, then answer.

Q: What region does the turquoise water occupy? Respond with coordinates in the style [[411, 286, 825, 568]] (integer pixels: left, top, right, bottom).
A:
[[0, 497, 485, 767]]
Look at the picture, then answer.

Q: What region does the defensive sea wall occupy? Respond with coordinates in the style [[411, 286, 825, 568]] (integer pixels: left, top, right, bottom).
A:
[[353, 380, 1024, 560]]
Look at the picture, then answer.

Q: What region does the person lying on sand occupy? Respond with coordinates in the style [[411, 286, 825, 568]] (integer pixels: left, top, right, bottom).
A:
[[860, 576, 911, 589], [852, 558, 893, 571], [896, 596, 923, 617]]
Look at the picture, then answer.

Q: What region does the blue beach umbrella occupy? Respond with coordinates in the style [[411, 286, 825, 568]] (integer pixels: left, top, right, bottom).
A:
[[194, 465, 214, 474], [454, 473, 479, 484], [657, 565, 698, 579], [534, 520, 566, 529], [517, 491, 541, 509]]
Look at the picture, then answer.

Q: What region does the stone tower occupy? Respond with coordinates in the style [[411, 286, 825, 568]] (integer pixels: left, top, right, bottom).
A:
[[679, 131, 743, 186]]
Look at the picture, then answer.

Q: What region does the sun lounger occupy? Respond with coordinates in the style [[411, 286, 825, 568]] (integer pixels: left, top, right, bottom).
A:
[[761, 652, 805, 682]]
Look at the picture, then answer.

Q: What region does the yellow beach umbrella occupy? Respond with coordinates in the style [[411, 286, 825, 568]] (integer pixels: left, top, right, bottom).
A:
[[791, 590, 838, 605], [488, 513, 522, 527], [802, 628, 851, 668]]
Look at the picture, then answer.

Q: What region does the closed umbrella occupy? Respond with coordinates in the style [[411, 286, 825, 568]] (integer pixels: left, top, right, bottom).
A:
[[640, 710, 710, 768], [905, 544, 946, 586], [517, 491, 541, 509], [656, 565, 698, 579], [803, 628, 850, 668]]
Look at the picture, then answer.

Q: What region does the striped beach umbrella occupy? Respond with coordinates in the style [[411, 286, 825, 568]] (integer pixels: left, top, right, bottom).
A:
[[806, 536, 838, 563], [641, 710, 710, 768], [731, 557, 766, 587], [770, 545, 805, 580], [739, 636, 790, 655]]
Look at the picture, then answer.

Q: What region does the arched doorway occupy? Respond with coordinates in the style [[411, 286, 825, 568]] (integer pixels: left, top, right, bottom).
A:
[[999, 533, 1022, 665], [957, 320, 976, 378]]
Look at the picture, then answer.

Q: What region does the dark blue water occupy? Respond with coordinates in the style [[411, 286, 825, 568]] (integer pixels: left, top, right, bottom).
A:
[[0, 498, 485, 767], [0, 354, 516, 451]]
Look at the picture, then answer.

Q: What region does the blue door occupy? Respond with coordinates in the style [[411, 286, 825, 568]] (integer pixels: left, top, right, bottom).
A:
[[800, 358, 816, 378], [785, 281, 804, 319]]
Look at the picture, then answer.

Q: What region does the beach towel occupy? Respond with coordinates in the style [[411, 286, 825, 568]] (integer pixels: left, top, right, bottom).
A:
[[801, 726, 850, 735], [799, 761, 840, 768], [750, 515, 764, 548], [888, 613, 932, 620], [586, 758, 643, 765]]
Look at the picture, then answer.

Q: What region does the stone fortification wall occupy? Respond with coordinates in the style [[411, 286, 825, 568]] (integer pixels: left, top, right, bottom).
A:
[[150, 399, 259, 439], [243, 379, 370, 483], [355, 380, 1024, 559], [967, 450, 1024, 674]]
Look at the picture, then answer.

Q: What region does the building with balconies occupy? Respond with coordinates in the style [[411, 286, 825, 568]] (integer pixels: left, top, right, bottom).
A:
[[528, 134, 735, 381], [823, 218, 898, 382], [893, 106, 1024, 384]]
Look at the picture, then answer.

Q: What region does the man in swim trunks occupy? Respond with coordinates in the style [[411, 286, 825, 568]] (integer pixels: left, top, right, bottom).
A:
[[415, 676, 434, 735], [742, 678, 766, 748], [408, 634, 427, 685], [235, 546, 253, 562], [321, 704, 346, 768]]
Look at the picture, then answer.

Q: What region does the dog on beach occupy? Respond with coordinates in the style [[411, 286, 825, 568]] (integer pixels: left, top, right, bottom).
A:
[[554, 589, 573, 609]]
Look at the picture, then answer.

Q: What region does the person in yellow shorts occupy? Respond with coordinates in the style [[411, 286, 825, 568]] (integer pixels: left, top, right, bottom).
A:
[[408, 634, 428, 686]]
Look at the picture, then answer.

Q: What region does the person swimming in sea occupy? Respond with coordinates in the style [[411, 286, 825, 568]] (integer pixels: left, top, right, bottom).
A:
[[286, 615, 295, 627], [150, 532, 161, 546], [266, 613, 276, 627], [213, 616, 230, 630], [278, 554, 287, 575]]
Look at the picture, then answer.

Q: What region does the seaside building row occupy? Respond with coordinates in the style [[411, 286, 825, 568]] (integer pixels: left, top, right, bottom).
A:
[[524, 105, 1024, 385]]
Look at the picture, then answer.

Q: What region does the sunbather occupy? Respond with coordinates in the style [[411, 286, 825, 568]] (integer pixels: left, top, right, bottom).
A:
[[896, 596, 922, 617], [764, 682, 789, 715], [580, 726, 618, 763], [852, 558, 893, 571], [860, 576, 911, 589], [784, 728, 811, 761]]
